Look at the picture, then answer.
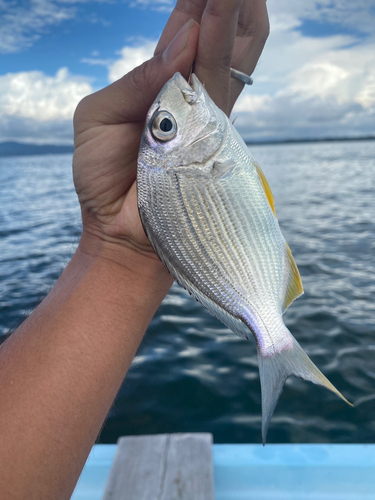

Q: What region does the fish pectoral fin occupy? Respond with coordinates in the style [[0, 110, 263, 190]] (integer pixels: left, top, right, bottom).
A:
[[259, 334, 352, 445], [211, 159, 236, 179]]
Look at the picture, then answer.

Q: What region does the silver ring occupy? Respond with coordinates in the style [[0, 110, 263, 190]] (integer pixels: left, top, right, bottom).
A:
[[230, 68, 253, 85]]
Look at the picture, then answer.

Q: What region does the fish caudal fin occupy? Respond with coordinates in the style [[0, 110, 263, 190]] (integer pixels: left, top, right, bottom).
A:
[[258, 336, 352, 445]]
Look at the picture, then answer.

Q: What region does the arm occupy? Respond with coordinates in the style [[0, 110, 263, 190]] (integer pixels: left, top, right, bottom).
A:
[[0, 2, 269, 499], [0, 242, 173, 499]]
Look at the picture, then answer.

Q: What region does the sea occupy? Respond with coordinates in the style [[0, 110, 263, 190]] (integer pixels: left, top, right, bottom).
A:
[[0, 140, 374, 444]]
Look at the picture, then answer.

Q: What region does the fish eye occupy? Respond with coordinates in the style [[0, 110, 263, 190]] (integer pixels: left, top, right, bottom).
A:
[[151, 111, 177, 142]]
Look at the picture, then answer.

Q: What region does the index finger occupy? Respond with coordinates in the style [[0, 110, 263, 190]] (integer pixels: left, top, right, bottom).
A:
[[194, 0, 243, 115], [154, 0, 207, 55], [229, 0, 269, 111]]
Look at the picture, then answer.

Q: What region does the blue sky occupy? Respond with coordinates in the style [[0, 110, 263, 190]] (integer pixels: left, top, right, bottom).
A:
[[1, 0, 374, 144]]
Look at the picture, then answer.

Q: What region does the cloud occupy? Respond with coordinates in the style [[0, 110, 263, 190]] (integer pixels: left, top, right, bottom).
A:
[[81, 57, 113, 66], [234, 95, 272, 114], [102, 1, 375, 141], [0, 35, 158, 144], [285, 47, 375, 108], [0, 0, 75, 54], [0, 115, 75, 145], [107, 39, 156, 82], [2, 0, 375, 143], [83, 22, 375, 142], [0, 0, 112, 54], [234, 95, 374, 142], [231, 0, 375, 140], [269, 0, 375, 35], [0, 68, 93, 120], [128, 0, 174, 12], [81, 38, 157, 82], [0, 68, 93, 144]]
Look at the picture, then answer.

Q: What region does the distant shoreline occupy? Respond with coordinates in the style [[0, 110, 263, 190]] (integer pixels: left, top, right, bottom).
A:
[[0, 136, 374, 157], [0, 142, 74, 158]]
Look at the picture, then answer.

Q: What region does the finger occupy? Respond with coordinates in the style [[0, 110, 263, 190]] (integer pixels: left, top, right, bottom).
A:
[[229, 0, 269, 112], [74, 20, 199, 132], [154, 0, 207, 55], [194, 0, 243, 115]]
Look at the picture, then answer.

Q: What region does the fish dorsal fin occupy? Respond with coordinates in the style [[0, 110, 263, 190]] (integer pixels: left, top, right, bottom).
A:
[[283, 243, 304, 312], [255, 163, 276, 217]]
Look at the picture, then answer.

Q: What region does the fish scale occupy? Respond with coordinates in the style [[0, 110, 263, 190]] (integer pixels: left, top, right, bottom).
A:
[[203, 169, 281, 304], [137, 72, 351, 443]]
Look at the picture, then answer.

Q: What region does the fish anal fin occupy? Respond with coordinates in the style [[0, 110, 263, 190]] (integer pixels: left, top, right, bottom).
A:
[[255, 162, 276, 217], [259, 335, 352, 445], [283, 243, 304, 313]]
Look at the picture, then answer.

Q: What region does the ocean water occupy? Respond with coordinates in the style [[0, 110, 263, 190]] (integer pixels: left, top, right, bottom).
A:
[[0, 140, 374, 444]]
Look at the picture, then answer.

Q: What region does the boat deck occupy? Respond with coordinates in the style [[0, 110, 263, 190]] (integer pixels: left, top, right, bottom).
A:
[[72, 440, 375, 500]]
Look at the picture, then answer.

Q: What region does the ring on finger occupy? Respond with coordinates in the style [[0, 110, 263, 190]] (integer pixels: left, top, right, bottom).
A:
[[230, 68, 253, 85]]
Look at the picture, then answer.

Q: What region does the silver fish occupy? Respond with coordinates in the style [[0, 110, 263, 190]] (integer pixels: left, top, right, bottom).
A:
[[137, 73, 351, 443]]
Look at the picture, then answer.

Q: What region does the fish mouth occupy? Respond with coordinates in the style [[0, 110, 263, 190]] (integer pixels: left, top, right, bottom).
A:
[[189, 73, 203, 93], [173, 72, 202, 105], [173, 72, 192, 91]]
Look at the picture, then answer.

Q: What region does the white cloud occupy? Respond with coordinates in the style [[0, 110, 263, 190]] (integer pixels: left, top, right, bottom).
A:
[[0, 0, 111, 54], [2, 0, 375, 143], [0, 0, 75, 54], [356, 73, 375, 109], [80, 38, 158, 82], [234, 95, 272, 114], [231, 0, 375, 140], [107, 39, 156, 82], [105, 1, 375, 141], [0, 68, 93, 143], [269, 0, 375, 34], [81, 57, 113, 66], [285, 45, 375, 107], [0, 68, 93, 120], [0, 35, 158, 144], [234, 94, 374, 142], [128, 0, 173, 13]]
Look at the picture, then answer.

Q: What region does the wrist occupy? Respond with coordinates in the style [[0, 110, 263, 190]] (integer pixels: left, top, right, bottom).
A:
[[77, 229, 174, 291]]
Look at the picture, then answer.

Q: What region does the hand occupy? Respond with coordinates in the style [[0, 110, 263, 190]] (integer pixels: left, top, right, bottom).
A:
[[155, 0, 269, 115], [73, 0, 269, 272]]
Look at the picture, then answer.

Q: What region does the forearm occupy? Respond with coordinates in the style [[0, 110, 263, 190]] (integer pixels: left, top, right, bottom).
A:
[[0, 239, 173, 500]]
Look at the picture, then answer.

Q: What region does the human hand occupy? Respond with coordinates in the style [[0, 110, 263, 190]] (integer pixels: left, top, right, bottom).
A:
[[73, 0, 269, 273], [155, 0, 269, 115]]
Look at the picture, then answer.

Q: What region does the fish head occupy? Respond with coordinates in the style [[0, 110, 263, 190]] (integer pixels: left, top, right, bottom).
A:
[[139, 72, 227, 171]]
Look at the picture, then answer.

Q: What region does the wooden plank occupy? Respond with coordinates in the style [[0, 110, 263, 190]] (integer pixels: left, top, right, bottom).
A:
[[101, 433, 214, 500], [160, 433, 215, 500], [102, 434, 168, 500]]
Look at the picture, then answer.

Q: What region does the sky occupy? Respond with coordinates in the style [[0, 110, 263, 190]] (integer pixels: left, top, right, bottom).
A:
[[0, 0, 374, 144]]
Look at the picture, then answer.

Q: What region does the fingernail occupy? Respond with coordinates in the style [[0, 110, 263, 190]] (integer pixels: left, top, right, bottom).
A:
[[163, 19, 195, 65]]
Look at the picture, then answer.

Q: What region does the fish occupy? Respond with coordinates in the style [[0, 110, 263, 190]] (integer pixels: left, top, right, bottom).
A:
[[137, 72, 351, 443]]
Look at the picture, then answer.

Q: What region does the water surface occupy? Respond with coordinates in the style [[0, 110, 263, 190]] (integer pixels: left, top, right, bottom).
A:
[[1, 141, 374, 444]]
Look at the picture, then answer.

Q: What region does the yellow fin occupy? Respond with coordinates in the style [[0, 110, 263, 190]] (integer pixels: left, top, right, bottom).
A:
[[283, 243, 304, 312], [255, 163, 276, 217]]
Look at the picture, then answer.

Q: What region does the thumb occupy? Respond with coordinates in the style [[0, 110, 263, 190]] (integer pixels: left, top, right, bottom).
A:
[[75, 20, 199, 129]]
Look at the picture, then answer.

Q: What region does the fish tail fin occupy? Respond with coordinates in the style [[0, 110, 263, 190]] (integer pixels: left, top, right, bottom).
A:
[[258, 335, 352, 445]]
